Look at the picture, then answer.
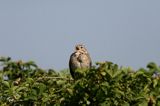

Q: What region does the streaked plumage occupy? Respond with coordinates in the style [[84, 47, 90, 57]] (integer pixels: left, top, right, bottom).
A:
[[69, 44, 92, 79]]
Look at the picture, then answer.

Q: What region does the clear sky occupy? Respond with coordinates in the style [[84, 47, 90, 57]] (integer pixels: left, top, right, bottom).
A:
[[0, 1, 160, 70]]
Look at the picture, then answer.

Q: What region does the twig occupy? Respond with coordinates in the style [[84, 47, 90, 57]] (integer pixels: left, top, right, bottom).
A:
[[36, 77, 74, 81]]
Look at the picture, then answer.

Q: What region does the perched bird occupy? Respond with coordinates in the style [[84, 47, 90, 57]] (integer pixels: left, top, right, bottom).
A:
[[69, 44, 92, 79]]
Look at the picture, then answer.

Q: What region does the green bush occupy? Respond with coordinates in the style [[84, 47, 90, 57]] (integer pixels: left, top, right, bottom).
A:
[[0, 57, 160, 106]]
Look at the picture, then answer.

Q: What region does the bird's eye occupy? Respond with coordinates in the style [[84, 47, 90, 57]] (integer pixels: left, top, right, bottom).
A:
[[76, 47, 79, 50]]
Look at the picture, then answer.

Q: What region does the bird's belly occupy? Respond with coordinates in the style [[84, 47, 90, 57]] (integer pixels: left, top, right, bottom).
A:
[[72, 61, 81, 69]]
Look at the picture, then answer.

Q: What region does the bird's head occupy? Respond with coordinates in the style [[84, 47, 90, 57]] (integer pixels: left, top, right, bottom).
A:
[[75, 44, 88, 54]]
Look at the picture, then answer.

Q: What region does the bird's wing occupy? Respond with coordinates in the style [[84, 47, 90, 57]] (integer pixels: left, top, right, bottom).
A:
[[69, 52, 81, 78], [69, 53, 75, 79], [87, 53, 92, 67]]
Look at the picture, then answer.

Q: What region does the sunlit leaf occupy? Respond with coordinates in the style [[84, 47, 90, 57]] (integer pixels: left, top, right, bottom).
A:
[[2, 81, 10, 88]]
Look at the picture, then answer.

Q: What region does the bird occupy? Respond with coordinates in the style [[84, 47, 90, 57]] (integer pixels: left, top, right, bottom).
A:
[[69, 44, 92, 79]]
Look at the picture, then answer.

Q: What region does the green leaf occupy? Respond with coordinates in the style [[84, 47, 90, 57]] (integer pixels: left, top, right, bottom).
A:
[[16, 87, 27, 92], [27, 95, 37, 101], [147, 62, 157, 70], [112, 70, 122, 78], [122, 102, 130, 106], [100, 71, 106, 76], [153, 79, 158, 88], [38, 83, 46, 95], [26, 77, 34, 83], [67, 88, 73, 95], [138, 101, 148, 106], [86, 100, 90, 105], [101, 82, 109, 87], [56, 80, 66, 85], [31, 89, 37, 96], [2, 81, 10, 88]]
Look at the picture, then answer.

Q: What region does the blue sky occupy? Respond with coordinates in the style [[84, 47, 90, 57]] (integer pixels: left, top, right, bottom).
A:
[[0, 1, 160, 70]]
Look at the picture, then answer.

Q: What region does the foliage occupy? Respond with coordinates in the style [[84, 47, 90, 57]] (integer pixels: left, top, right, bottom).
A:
[[0, 57, 160, 106]]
